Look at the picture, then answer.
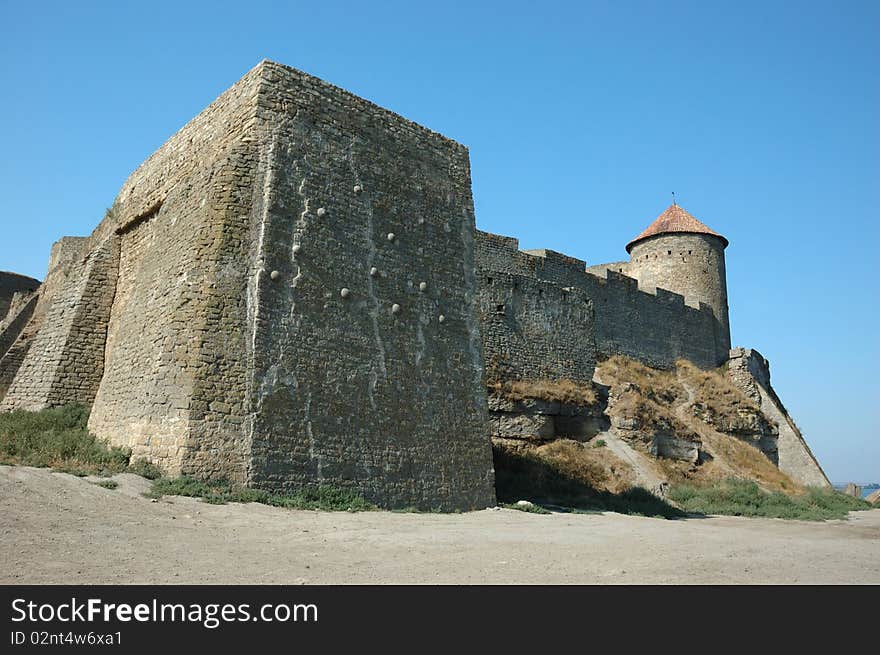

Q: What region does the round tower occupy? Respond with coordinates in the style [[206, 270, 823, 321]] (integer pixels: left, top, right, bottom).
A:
[[625, 203, 730, 355]]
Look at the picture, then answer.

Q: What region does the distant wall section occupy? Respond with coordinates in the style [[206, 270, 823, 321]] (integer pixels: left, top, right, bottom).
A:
[[0, 272, 40, 321], [475, 230, 726, 371]]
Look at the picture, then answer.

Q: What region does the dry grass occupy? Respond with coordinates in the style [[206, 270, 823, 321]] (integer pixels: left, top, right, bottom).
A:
[[536, 439, 636, 494], [676, 360, 759, 411], [487, 378, 597, 406], [596, 355, 798, 495], [612, 389, 701, 444], [696, 430, 800, 493], [597, 355, 683, 405], [492, 438, 684, 517], [675, 360, 771, 434]]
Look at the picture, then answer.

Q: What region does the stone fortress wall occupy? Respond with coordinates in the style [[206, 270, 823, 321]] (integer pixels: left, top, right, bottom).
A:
[[0, 272, 40, 322], [475, 229, 727, 374], [0, 60, 496, 510], [0, 60, 830, 500]]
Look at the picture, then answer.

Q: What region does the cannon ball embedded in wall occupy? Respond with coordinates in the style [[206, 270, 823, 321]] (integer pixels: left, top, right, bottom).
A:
[[438, 314, 445, 323], [353, 184, 363, 194], [419, 282, 427, 292], [387, 232, 396, 242], [270, 270, 281, 280], [370, 267, 379, 277], [316, 208, 327, 217], [340, 288, 350, 298], [391, 303, 401, 314], [292, 244, 301, 255]]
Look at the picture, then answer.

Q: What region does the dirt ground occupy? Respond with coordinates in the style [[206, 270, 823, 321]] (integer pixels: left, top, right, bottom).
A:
[[2, 465, 878, 584]]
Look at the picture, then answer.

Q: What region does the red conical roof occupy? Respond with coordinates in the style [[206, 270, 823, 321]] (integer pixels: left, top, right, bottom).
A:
[[626, 204, 727, 252]]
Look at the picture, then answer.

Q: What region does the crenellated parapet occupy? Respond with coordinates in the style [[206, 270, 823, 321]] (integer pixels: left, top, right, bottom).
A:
[[475, 229, 728, 371]]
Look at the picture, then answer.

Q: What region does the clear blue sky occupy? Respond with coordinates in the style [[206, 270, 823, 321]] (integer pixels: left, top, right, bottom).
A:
[[1, 1, 877, 483]]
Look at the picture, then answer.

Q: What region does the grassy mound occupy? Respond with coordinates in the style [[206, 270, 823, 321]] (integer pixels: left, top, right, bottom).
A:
[[668, 478, 872, 520], [147, 476, 376, 512], [487, 378, 598, 405], [0, 405, 129, 476]]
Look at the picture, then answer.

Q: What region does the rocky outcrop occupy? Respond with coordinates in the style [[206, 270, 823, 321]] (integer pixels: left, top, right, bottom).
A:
[[727, 348, 830, 488], [866, 489, 880, 505], [690, 400, 778, 465], [607, 382, 703, 463], [487, 391, 609, 444]]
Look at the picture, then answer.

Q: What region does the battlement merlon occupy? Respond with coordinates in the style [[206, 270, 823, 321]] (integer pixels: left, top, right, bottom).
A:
[[477, 229, 712, 312]]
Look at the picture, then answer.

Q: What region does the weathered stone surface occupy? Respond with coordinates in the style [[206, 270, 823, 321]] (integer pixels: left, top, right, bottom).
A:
[[649, 433, 701, 463], [691, 400, 779, 465], [1, 238, 119, 411], [475, 230, 727, 371], [727, 348, 830, 487], [2, 60, 497, 511], [0, 272, 40, 322], [477, 268, 597, 384], [489, 412, 555, 441], [0, 60, 831, 508], [866, 489, 880, 505], [843, 483, 862, 498]]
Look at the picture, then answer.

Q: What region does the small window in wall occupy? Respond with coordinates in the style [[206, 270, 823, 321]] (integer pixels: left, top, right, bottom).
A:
[[486, 277, 493, 285], [667, 250, 672, 255], [495, 304, 505, 314], [688, 250, 692, 255], [538, 289, 543, 296]]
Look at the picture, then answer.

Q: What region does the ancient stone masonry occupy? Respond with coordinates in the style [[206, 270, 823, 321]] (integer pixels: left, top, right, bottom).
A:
[[475, 228, 727, 371], [727, 348, 830, 487], [0, 292, 38, 362], [478, 271, 596, 383], [0, 59, 831, 503], [0, 272, 40, 322], [1, 60, 495, 510], [0, 237, 119, 411]]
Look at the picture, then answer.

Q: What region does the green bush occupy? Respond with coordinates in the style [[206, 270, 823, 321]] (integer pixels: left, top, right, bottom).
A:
[[128, 458, 163, 480], [0, 405, 129, 476], [668, 478, 873, 521], [147, 476, 376, 512]]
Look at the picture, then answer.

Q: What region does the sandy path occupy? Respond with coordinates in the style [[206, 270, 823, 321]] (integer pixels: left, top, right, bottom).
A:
[[2, 465, 878, 584]]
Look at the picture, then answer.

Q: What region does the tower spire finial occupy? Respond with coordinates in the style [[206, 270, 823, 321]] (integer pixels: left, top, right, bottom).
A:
[[672, 191, 676, 206]]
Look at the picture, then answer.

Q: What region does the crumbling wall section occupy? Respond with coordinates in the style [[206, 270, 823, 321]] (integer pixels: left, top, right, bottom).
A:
[[727, 347, 830, 487]]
